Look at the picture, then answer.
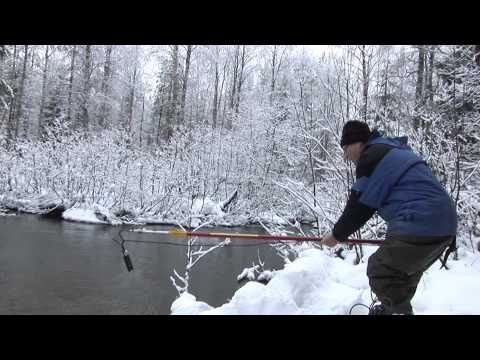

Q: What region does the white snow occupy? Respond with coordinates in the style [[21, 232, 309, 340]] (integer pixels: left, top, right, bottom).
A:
[[170, 292, 214, 314], [257, 270, 276, 283], [412, 251, 480, 315], [191, 198, 225, 217], [62, 205, 123, 225], [257, 212, 289, 225], [237, 265, 261, 282], [200, 281, 299, 315], [62, 207, 112, 224], [171, 246, 480, 315], [0, 211, 16, 217], [136, 217, 177, 225], [63, 208, 107, 224]]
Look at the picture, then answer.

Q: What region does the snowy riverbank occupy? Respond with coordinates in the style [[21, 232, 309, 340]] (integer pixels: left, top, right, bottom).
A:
[[0, 192, 302, 229], [171, 244, 480, 315]]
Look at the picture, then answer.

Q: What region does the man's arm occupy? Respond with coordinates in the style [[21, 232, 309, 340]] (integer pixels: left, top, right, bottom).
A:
[[332, 191, 376, 242]]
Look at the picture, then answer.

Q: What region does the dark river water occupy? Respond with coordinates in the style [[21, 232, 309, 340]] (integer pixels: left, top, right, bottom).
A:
[[0, 214, 285, 314]]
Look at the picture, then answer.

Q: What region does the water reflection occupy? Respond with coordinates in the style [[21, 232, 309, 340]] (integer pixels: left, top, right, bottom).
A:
[[0, 215, 284, 314]]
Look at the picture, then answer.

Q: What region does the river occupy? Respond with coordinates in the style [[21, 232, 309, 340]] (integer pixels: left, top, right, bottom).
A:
[[0, 214, 285, 314]]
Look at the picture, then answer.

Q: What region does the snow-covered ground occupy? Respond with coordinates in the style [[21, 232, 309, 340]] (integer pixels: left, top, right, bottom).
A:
[[63, 208, 109, 224], [56, 197, 294, 228], [171, 245, 480, 315], [62, 206, 123, 225]]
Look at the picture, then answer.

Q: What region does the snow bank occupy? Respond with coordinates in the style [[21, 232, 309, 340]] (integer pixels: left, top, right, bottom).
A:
[[1, 191, 297, 228], [201, 281, 299, 315], [62, 205, 122, 225], [171, 247, 480, 315], [170, 292, 214, 314], [0, 210, 16, 217], [63, 208, 107, 224], [256, 212, 289, 225], [0, 192, 67, 213], [192, 198, 225, 217], [0, 194, 34, 212], [413, 251, 480, 315]]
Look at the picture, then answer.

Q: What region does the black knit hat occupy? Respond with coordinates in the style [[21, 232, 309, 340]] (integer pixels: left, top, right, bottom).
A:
[[340, 120, 371, 147]]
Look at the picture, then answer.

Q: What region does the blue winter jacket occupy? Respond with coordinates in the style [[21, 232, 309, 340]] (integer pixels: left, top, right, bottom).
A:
[[333, 131, 457, 240]]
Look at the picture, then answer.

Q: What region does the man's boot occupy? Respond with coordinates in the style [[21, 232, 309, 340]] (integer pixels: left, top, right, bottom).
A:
[[368, 302, 414, 315], [368, 304, 391, 315]]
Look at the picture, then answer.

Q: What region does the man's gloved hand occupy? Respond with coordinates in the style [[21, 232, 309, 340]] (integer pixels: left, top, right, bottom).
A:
[[321, 232, 338, 247]]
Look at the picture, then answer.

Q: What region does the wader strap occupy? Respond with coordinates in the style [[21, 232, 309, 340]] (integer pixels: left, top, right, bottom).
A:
[[440, 236, 457, 270]]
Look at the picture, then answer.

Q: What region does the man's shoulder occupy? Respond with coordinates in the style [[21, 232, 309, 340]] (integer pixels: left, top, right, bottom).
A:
[[356, 143, 394, 178]]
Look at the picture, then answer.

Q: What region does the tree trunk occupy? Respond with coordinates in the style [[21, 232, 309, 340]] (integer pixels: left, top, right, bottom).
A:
[[99, 45, 113, 129], [81, 45, 92, 132], [345, 53, 351, 122], [7, 45, 18, 144], [270, 45, 286, 104], [127, 67, 137, 133], [414, 45, 426, 130], [180, 45, 192, 125], [270, 45, 277, 103], [235, 45, 246, 115], [67, 45, 77, 124], [382, 60, 389, 110], [139, 94, 145, 147], [22, 46, 35, 138], [415, 45, 425, 107], [230, 46, 239, 111], [38, 45, 51, 139], [165, 45, 179, 140], [426, 46, 435, 103], [212, 60, 219, 128], [127, 45, 138, 132], [0, 47, 6, 123], [30, 46, 35, 69], [156, 86, 166, 146], [11, 45, 17, 79], [218, 59, 228, 126], [0, 45, 7, 80], [225, 46, 240, 129], [14, 45, 28, 139], [360, 45, 369, 122], [0, 46, 4, 78]]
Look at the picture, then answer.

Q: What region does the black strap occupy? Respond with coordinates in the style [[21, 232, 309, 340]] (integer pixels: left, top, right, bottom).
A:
[[440, 236, 457, 270]]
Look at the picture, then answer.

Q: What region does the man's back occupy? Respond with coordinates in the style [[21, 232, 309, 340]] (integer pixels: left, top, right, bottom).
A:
[[357, 136, 457, 236], [354, 133, 457, 237]]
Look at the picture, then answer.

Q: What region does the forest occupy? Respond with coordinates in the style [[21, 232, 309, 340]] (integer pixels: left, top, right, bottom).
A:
[[0, 45, 479, 258]]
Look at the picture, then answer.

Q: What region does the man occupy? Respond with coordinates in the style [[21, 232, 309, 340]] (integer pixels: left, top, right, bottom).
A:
[[321, 120, 457, 315]]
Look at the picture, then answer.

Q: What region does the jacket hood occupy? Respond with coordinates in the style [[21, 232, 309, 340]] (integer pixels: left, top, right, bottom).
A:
[[367, 129, 410, 149]]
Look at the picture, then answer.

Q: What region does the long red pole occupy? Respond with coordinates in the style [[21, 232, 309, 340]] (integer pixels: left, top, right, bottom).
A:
[[179, 230, 383, 246]]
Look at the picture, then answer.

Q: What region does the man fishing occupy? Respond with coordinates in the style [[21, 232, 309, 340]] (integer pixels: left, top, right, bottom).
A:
[[321, 120, 457, 315]]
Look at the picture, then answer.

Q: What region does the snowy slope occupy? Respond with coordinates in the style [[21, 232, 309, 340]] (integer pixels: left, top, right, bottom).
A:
[[171, 247, 480, 315]]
